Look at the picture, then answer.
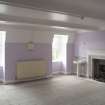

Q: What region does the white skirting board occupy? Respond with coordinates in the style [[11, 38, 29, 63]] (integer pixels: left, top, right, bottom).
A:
[[3, 75, 53, 85]]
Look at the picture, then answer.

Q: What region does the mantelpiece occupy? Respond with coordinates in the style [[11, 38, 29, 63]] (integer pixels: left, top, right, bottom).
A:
[[87, 50, 105, 78]]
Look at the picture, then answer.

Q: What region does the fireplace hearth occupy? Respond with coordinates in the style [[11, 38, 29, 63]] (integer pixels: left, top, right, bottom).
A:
[[93, 59, 105, 82]]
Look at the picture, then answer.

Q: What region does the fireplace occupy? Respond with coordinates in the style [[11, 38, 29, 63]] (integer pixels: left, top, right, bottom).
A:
[[93, 59, 105, 82]]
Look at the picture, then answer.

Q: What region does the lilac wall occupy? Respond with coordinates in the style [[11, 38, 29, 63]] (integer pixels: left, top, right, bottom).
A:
[[0, 67, 3, 80], [67, 43, 75, 74], [52, 62, 64, 74], [75, 31, 105, 57], [5, 43, 52, 81]]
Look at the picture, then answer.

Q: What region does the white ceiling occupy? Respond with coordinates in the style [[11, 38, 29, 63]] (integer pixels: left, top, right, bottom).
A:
[[0, 0, 105, 20], [0, 2, 105, 32]]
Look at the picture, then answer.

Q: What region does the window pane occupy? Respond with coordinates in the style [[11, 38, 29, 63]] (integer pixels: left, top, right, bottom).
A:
[[0, 31, 6, 67], [52, 35, 68, 61]]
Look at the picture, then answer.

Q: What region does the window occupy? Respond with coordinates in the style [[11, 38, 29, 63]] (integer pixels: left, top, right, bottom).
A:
[[0, 31, 6, 67], [52, 34, 68, 62]]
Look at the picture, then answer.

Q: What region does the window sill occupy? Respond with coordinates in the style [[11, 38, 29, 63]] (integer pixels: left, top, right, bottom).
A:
[[52, 60, 62, 62]]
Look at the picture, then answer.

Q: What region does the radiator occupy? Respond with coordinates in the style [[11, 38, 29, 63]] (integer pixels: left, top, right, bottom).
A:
[[16, 60, 48, 80]]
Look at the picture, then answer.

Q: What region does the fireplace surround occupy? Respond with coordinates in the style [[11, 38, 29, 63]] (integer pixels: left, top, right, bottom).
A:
[[87, 50, 105, 81]]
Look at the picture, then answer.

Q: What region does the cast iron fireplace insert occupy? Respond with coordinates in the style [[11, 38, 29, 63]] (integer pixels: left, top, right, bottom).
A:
[[93, 58, 105, 82]]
